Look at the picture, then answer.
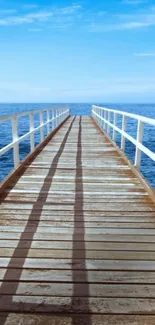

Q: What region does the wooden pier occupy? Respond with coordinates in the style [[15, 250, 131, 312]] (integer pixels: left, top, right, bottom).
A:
[[0, 112, 155, 324]]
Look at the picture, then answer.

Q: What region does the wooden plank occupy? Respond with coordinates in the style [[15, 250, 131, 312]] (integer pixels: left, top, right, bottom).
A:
[[1, 248, 155, 259], [0, 115, 155, 320], [93, 116, 155, 204], [1, 215, 155, 223], [1, 220, 155, 228], [1, 296, 155, 313], [2, 203, 153, 212], [3, 196, 153, 205], [1, 282, 155, 297], [1, 240, 155, 251], [1, 210, 155, 217], [2, 231, 155, 242], [1, 258, 155, 270], [2, 226, 155, 235], [1, 269, 155, 283], [1, 314, 155, 325], [4, 182, 146, 190], [14, 176, 141, 182], [0, 116, 71, 196]]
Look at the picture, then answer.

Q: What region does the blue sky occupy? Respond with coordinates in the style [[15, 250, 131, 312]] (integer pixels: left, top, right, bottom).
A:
[[0, 0, 155, 102]]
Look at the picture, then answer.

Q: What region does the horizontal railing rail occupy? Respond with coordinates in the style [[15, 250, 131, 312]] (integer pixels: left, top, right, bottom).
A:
[[92, 105, 155, 169], [0, 106, 69, 170]]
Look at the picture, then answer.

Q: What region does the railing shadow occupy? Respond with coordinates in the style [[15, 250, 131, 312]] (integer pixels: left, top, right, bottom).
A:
[[72, 117, 91, 324], [0, 116, 92, 324]]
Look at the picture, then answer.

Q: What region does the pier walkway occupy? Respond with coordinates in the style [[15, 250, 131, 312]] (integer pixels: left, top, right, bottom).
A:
[[0, 111, 155, 324]]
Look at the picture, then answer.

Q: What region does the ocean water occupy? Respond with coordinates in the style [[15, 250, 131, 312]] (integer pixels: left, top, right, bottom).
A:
[[0, 103, 155, 188]]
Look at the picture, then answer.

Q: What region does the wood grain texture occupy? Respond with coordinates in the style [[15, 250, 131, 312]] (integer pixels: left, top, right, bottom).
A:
[[1, 314, 155, 325], [0, 115, 155, 324]]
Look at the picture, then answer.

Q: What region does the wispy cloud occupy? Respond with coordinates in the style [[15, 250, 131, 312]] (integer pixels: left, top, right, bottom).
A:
[[0, 11, 53, 25], [0, 4, 82, 27], [134, 52, 155, 56], [57, 5, 82, 15], [2, 79, 155, 101], [122, 0, 146, 5], [28, 27, 43, 32], [22, 4, 39, 10], [0, 9, 17, 15], [89, 6, 155, 31], [85, 78, 155, 95], [89, 21, 154, 32], [1, 3, 154, 33], [97, 11, 107, 16], [90, 21, 147, 31]]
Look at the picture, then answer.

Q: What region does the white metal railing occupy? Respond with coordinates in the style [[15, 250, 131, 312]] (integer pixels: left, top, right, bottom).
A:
[[0, 106, 69, 169], [92, 105, 155, 169]]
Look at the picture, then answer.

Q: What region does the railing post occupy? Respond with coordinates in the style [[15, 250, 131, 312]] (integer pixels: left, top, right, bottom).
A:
[[135, 120, 144, 169], [40, 111, 44, 142], [58, 109, 61, 125], [53, 109, 56, 129], [100, 109, 103, 128], [95, 107, 97, 121], [57, 109, 59, 126], [29, 112, 35, 152], [96, 107, 98, 123], [64, 108, 66, 120], [99, 108, 102, 126], [92, 106, 94, 118], [12, 116, 20, 168], [103, 109, 105, 130], [59, 109, 61, 124], [47, 109, 50, 135], [51, 109, 54, 130], [101, 109, 103, 129], [107, 111, 111, 135], [105, 111, 108, 133], [54, 109, 57, 128], [98, 108, 100, 125], [94, 106, 96, 120], [50, 109, 52, 130], [113, 113, 117, 141], [57, 109, 59, 127], [62, 108, 64, 122], [98, 107, 100, 125], [121, 115, 127, 150]]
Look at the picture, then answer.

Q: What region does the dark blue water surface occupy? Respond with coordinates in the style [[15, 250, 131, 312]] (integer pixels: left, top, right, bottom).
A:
[[0, 103, 155, 188]]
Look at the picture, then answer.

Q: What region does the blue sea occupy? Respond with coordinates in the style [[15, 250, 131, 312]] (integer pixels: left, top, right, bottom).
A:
[[0, 103, 155, 188]]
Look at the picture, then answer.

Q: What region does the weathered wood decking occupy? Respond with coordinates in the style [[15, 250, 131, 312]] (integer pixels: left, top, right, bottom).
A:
[[0, 116, 155, 324]]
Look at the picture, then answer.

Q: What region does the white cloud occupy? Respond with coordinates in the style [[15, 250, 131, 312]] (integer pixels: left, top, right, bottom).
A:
[[1, 78, 155, 102], [22, 4, 39, 9], [0, 4, 81, 27], [0, 11, 53, 25], [122, 0, 146, 5], [28, 27, 42, 32], [89, 21, 152, 31], [26, 11, 53, 21], [58, 5, 82, 15], [1, 3, 154, 33], [0, 9, 17, 15], [97, 11, 107, 16], [83, 78, 155, 95], [89, 6, 155, 31], [1, 79, 155, 102], [134, 52, 155, 56]]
